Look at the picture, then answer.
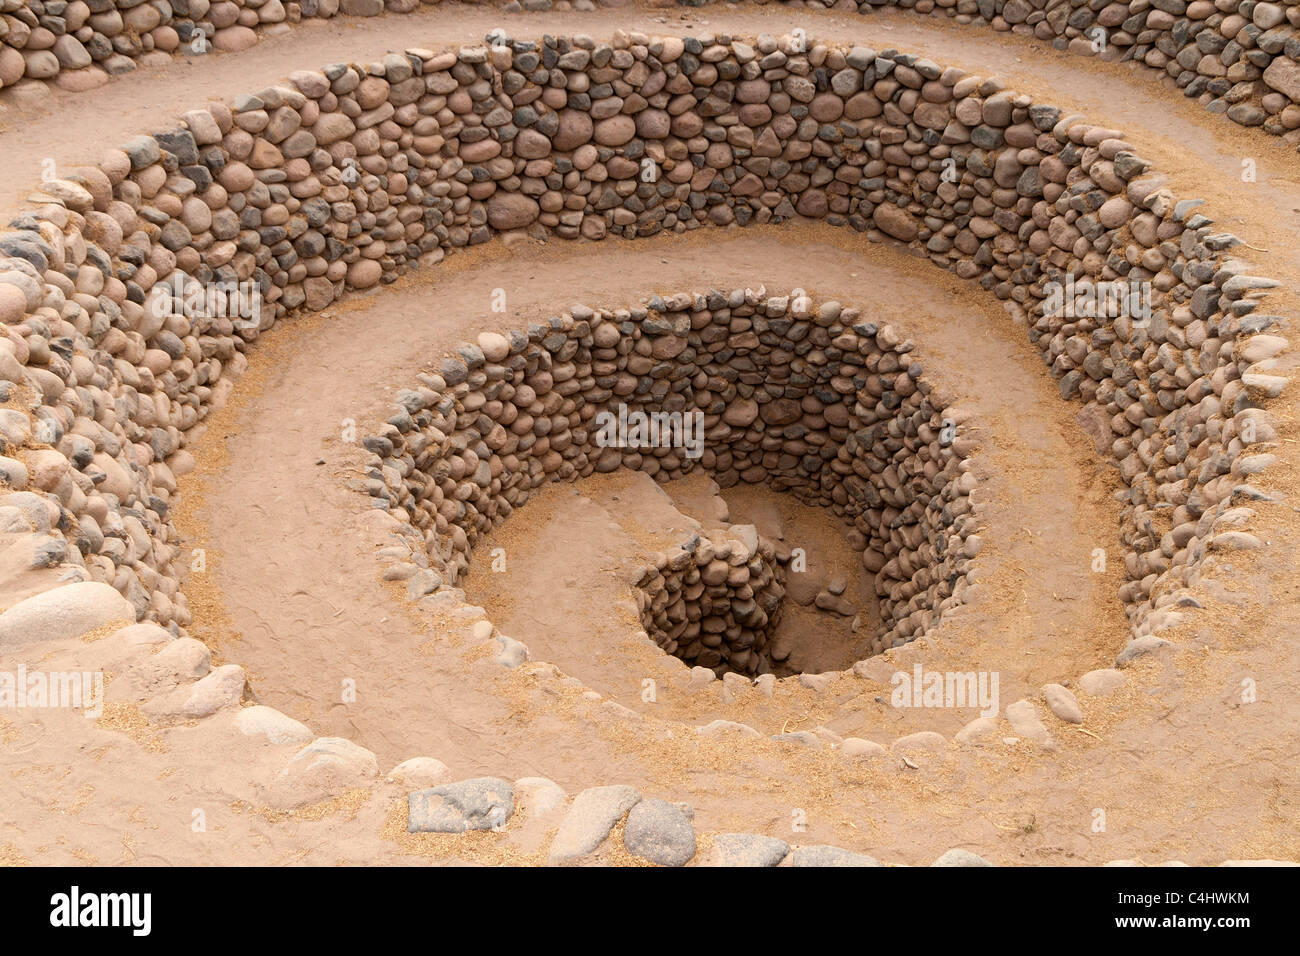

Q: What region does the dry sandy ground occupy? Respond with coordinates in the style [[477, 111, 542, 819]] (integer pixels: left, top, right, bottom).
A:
[[1, 5, 1297, 866]]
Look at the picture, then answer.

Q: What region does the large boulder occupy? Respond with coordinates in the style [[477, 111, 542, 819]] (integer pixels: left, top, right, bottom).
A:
[[0, 582, 136, 649], [1263, 57, 1300, 102], [408, 777, 514, 833], [623, 798, 696, 866], [487, 194, 540, 230], [548, 785, 640, 863], [872, 204, 919, 242], [551, 110, 594, 151]]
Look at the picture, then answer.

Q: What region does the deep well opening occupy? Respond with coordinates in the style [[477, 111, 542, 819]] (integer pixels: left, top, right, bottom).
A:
[[363, 287, 977, 677], [635, 526, 790, 676]]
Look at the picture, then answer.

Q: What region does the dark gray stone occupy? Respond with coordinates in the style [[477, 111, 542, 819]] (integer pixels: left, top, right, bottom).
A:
[[153, 129, 199, 165], [123, 135, 162, 170], [623, 798, 696, 866]]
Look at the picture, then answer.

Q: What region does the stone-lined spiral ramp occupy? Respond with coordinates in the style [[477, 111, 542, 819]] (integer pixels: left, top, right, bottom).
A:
[[8, 2, 1300, 142], [0, 6, 1297, 866]]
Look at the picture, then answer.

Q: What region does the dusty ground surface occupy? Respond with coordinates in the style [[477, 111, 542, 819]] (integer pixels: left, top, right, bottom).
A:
[[1, 5, 1298, 866]]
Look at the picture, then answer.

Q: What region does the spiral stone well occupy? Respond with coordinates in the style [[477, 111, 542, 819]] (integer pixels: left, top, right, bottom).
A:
[[362, 288, 978, 674], [0, 11, 1295, 867], [3, 26, 1262, 645]]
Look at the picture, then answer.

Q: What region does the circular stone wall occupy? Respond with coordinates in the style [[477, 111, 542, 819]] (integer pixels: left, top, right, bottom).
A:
[[636, 525, 789, 676], [361, 288, 977, 672], [6, 1, 1300, 146]]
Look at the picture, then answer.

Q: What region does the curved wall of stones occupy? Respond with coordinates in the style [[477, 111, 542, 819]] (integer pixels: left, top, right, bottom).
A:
[[6, 1, 1300, 145], [0, 31, 1287, 659], [361, 288, 977, 666], [737, 0, 1300, 139], [636, 527, 788, 675], [0, 0, 418, 94]]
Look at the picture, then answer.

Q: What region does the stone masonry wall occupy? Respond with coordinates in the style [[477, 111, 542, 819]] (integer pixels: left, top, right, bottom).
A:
[[360, 289, 977, 659], [750, 0, 1300, 139], [5, 2, 1300, 145], [0, 31, 1287, 659], [636, 526, 787, 675], [0, 1, 437, 94]]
